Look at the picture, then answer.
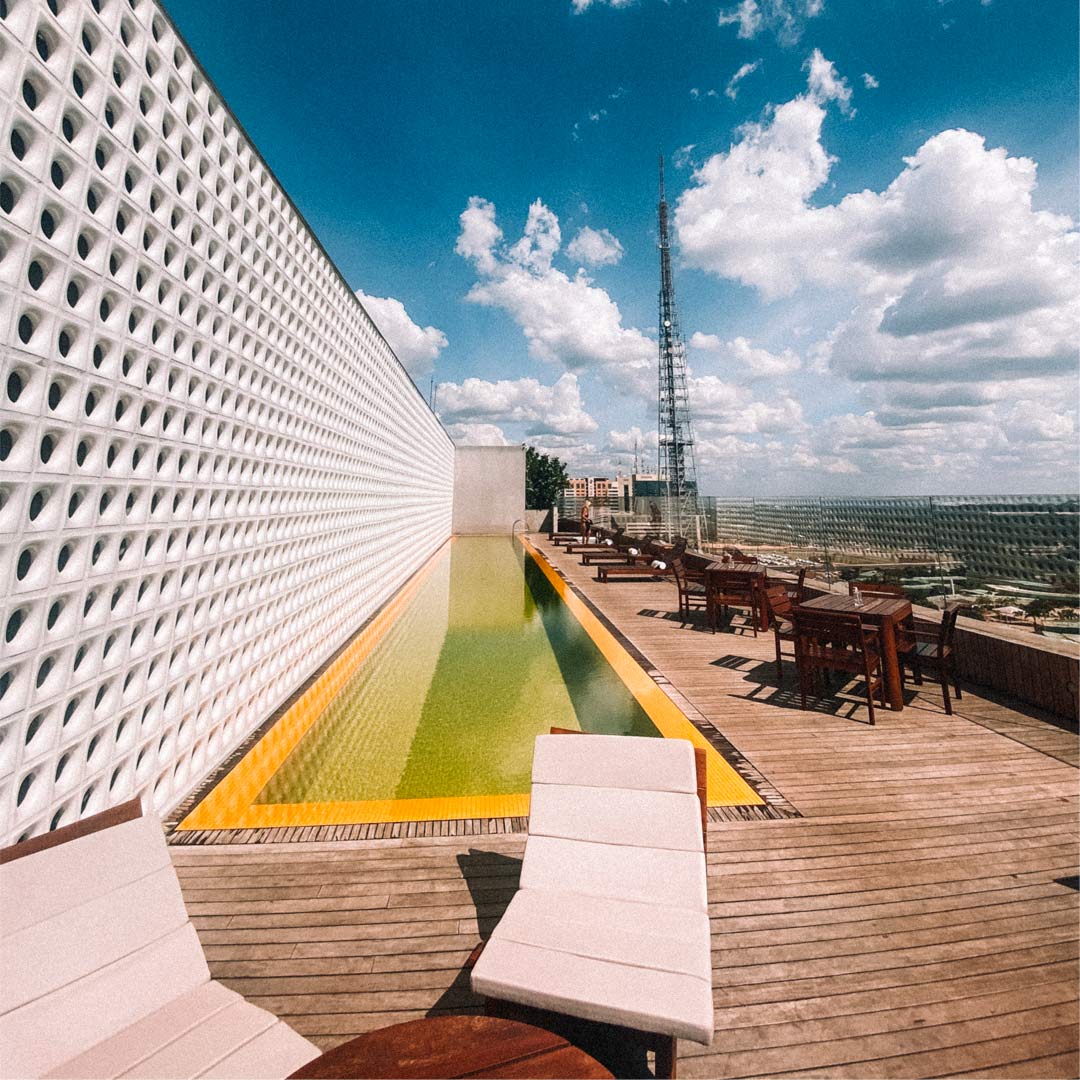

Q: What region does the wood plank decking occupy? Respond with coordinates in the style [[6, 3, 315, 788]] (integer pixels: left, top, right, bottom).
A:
[[171, 536, 1079, 1078]]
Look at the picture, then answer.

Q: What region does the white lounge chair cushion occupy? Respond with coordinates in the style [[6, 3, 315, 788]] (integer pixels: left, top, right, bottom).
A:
[[471, 890, 713, 1044], [529, 783, 703, 852], [531, 734, 697, 794], [520, 834, 708, 913], [0, 815, 319, 1079], [41, 982, 318, 1079]]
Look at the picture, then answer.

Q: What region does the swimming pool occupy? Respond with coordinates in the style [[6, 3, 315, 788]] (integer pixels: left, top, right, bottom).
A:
[[178, 536, 762, 829]]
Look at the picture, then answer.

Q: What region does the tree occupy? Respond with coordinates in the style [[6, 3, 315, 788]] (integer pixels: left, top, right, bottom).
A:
[[1024, 597, 1057, 632], [524, 446, 568, 510]]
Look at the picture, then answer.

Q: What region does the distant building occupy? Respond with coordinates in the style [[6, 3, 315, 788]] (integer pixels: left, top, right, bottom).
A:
[[564, 476, 612, 500]]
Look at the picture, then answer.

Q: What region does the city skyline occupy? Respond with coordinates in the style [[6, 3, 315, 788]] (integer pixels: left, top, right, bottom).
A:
[[166, 0, 1079, 495]]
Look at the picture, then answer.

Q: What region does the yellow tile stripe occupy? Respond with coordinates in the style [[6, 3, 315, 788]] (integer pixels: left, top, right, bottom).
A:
[[178, 534, 761, 832], [520, 536, 763, 807]]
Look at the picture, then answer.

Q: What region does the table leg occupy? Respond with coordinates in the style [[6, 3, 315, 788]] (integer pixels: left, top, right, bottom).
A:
[[880, 618, 903, 710]]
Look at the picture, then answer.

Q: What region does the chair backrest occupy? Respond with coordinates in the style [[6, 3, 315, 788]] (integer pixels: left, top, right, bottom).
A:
[[850, 582, 907, 599], [793, 609, 871, 654], [671, 554, 688, 590], [0, 803, 210, 1077], [795, 567, 807, 602], [765, 583, 793, 620], [941, 602, 962, 649]]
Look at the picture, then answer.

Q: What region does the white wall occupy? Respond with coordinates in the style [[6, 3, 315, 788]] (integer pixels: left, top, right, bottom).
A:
[[452, 446, 525, 535], [0, 0, 454, 845]]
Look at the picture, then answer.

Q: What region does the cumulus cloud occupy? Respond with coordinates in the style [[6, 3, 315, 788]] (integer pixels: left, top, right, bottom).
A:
[[608, 426, 659, 454], [718, 0, 823, 46], [567, 226, 625, 266], [444, 422, 510, 446], [456, 197, 654, 395], [436, 373, 598, 436], [725, 60, 762, 101], [355, 291, 447, 382], [689, 333, 801, 378], [862, 72, 879, 89], [804, 48, 853, 113], [674, 57, 1079, 487]]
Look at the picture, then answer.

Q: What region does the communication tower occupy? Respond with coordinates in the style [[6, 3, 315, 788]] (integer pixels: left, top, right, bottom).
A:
[[656, 155, 700, 538]]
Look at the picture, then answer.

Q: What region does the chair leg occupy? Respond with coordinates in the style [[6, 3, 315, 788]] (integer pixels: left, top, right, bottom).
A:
[[774, 633, 782, 682], [654, 1035, 677, 1078], [940, 671, 952, 715]]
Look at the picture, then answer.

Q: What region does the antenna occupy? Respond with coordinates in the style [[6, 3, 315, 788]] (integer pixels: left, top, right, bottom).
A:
[[656, 151, 699, 539]]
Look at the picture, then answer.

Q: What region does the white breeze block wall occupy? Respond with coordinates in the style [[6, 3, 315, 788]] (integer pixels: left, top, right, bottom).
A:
[[0, 0, 455, 845]]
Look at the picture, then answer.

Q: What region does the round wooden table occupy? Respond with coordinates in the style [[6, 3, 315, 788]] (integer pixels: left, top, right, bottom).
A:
[[288, 1014, 614, 1079]]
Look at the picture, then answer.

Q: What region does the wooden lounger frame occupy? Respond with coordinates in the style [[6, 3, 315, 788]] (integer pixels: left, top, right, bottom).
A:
[[0, 797, 143, 865]]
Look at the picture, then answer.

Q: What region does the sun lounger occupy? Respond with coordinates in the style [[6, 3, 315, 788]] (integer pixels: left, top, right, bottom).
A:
[[0, 800, 319, 1079], [469, 732, 713, 1077], [597, 560, 673, 581]]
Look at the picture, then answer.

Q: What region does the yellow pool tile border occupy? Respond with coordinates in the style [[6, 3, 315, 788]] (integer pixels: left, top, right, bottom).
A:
[[178, 534, 762, 831]]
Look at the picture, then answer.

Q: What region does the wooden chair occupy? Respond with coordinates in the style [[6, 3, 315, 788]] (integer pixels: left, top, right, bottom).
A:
[[708, 570, 759, 637], [763, 584, 797, 680], [786, 567, 807, 603], [902, 602, 963, 714], [793, 608, 885, 724], [672, 553, 708, 624]]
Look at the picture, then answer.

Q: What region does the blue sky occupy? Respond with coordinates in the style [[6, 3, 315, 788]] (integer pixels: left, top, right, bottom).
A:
[[166, 0, 1077, 494]]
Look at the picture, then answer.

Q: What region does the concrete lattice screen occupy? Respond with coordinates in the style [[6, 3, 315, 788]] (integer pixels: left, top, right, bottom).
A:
[[0, 0, 454, 845]]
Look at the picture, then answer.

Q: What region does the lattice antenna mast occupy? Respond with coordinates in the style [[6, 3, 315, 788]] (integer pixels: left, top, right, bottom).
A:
[[656, 154, 699, 539]]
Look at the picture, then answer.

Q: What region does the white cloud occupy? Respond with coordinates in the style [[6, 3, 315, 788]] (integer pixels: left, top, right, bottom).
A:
[[1004, 400, 1076, 443], [725, 60, 762, 101], [804, 48, 853, 113], [717, 0, 762, 39], [689, 333, 801, 378], [455, 196, 503, 276], [457, 197, 654, 395], [674, 62, 1079, 487], [436, 373, 598, 436], [567, 226, 625, 267], [862, 72, 879, 89], [445, 422, 510, 446], [608, 426, 659, 454], [508, 200, 561, 273], [355, 291, 447, 382], [718, 0, 822, 45], [572, 0, 633, 12]]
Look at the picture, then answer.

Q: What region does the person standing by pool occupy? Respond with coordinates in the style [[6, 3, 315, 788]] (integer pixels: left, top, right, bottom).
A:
[[581, 499, 592, 540]]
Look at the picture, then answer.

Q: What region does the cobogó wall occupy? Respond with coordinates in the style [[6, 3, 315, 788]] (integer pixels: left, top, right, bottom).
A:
[[0, 0, 454, 845]]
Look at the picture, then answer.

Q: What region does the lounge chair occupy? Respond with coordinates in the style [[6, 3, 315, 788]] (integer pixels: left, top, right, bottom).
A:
[[0, 800, 320, 1079], [469, 731, 713, 1078]]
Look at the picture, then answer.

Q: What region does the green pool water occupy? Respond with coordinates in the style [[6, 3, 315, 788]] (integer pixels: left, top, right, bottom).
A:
[[256, 537, 659, 804]]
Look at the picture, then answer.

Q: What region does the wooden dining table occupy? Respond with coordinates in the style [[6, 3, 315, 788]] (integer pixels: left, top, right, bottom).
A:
[[799, 593, 913, 711], [704, 561, 770, 632]]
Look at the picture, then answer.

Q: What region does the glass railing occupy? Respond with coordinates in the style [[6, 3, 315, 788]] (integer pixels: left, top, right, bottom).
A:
[[555, 492, 1079, 636]]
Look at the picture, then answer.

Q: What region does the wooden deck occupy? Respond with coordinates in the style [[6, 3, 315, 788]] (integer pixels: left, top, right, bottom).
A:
[[171, 536, 1079, 1078]]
